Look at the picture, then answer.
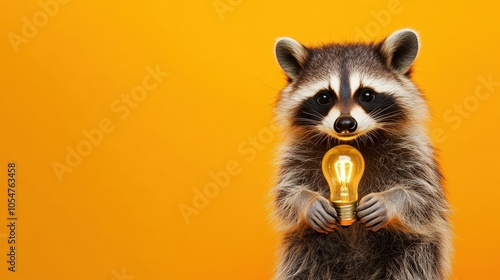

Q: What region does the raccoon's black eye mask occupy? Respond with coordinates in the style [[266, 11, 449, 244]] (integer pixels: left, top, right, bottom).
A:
[[294, 89, 337, 126]]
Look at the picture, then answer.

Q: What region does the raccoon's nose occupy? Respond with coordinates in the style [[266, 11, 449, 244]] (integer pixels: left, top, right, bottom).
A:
[[334, 116, 357, 133]]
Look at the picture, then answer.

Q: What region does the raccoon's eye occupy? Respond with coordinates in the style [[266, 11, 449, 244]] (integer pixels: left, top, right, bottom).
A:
[[316, 91, 332, 105], [360, 89, 376, 103]]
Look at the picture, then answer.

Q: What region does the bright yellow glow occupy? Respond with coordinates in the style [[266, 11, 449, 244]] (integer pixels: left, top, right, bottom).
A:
[[322, 145, 365, 205], [334, 156, 353, 202]]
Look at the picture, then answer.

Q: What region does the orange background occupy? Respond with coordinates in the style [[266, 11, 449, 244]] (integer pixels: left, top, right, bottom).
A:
[[1, 0, 499, 279]]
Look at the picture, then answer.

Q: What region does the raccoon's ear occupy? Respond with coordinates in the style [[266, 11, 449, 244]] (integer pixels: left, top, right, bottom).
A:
[[275, 37, 308, 80], [379, 29, 420, 75]]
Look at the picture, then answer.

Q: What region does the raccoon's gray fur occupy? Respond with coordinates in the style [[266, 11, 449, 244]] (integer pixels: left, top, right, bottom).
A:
[[271, 29, 452, 280]]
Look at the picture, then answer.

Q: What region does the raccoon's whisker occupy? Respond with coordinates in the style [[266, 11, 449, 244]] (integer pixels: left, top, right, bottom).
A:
[[301, 111, 326, 121], [356, 109, 380, 128], [293, 118, 321, 127], [367, 108, 383, 119], [294, 117, 321, 123], [253, 75, 281, 92], [327, 135, 334, 148], [294, 129, 326, 148], [369, 104, 397, 119], [376, 125, 405, 138], [367, 130, 378, 145]]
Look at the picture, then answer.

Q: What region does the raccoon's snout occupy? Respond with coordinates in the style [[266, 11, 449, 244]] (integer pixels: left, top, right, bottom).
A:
[[334, 116, 357, 133]]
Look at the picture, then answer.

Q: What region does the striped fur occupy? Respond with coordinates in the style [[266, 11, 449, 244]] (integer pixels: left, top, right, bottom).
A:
[[272, 30, 452, 280]]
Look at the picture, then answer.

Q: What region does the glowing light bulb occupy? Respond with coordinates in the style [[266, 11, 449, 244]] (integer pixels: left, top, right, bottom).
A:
[[321, 145, 365, 226]]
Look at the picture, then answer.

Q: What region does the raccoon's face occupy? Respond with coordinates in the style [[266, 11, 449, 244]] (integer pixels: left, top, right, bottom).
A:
[[274, 29, 428, 142]]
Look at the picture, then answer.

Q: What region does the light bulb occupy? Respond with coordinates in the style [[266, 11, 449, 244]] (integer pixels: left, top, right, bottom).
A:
[[321, 145, 365, 226]]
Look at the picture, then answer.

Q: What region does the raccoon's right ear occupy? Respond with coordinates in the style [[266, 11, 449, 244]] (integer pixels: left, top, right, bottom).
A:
[[379, 29, 420, 76], [275, 37, 308, 80]]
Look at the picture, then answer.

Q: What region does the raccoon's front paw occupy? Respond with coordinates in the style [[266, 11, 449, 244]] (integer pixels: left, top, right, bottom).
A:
[[304, 196, 339, 234], [357, 193, 390, 231]]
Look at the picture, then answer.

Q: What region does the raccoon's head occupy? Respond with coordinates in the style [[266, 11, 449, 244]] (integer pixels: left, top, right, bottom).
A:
[[274, 29, 428, 143]]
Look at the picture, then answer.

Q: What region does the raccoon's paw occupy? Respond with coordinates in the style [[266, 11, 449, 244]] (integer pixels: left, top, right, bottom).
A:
[[304, 196, 339, 234], [357, 193, 390, 231]]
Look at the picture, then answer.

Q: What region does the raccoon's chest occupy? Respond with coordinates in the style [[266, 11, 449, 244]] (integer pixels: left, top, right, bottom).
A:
[[358, 145, 412, 195]]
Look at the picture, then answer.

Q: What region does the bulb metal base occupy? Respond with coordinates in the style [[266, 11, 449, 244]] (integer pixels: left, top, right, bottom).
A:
[[332, 201, 357, 227]]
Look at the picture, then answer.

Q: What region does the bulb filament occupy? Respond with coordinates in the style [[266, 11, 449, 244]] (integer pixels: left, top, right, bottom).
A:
[[334, 156, 353, 202]]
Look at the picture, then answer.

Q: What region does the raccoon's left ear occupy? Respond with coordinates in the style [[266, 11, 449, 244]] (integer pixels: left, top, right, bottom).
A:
[[379, 29, 420, 76], [275, 37, 308, 80]]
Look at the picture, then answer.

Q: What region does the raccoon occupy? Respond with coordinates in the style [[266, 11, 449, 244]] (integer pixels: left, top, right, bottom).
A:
[[271, 29, 452, 280]]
